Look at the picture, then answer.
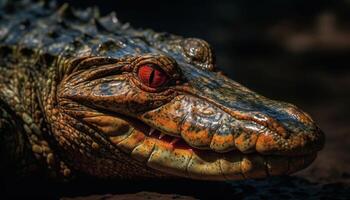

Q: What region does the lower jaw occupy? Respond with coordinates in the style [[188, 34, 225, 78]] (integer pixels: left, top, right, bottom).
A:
[[110, 128, 317, 181], [146, 144, 317, 181]]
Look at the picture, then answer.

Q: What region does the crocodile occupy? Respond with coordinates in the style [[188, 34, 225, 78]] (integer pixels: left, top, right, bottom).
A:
[[0, 1, 324, 181]]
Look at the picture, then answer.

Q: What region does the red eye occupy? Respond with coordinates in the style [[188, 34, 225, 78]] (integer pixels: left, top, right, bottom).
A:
[[137, 65, 168, 88]]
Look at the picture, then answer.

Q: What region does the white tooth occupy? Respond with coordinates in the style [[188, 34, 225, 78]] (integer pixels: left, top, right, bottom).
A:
[[170, 138, 180, 145], [159, 133, 165, 139], [149, 128, 156, 136]]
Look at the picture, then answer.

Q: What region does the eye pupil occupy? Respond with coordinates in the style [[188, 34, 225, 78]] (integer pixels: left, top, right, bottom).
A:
[[138, 65, 167, 88], [149, 69, 155, 86]]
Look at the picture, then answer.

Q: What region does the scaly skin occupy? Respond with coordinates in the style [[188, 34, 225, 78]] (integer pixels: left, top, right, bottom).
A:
[[0, 1, 324, 180]]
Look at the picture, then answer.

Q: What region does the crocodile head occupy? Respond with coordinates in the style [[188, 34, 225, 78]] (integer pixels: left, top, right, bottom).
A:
[[52, 21, 324, 180]]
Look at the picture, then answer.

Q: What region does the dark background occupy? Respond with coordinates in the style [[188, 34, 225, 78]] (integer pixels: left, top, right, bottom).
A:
[[12, 0, 350, 199]]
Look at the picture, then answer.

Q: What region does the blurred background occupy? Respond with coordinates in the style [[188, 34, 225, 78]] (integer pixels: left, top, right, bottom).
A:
[[56, 0, 350, 183]]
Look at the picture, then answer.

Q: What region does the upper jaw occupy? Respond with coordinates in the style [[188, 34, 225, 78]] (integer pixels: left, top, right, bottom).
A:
[[139, 94, 325, 157]]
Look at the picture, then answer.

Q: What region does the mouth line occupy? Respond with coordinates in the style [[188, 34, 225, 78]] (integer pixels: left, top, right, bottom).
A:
[[123, 115, 314, 159], [145, 126, 315, 158], [131, 122, 318, 180]]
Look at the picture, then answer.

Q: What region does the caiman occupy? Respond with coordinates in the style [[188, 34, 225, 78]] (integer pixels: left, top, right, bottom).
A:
[[0, 1, 324, 181]]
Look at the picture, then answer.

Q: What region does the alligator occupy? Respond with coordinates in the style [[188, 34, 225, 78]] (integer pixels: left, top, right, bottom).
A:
[[0, 1, 324, 181]]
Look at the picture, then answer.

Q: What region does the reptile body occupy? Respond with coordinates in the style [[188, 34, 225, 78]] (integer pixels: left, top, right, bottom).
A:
[[0, 1, 324, 180]]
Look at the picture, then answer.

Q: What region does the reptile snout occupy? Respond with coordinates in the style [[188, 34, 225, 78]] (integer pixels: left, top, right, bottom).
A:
[[174, 64, 325, 157], [254, 102, 325, 156]]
